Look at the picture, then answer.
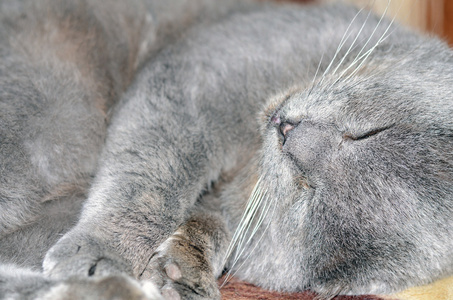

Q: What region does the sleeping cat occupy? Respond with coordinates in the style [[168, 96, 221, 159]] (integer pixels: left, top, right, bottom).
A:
[[1, 0, 452, 299]]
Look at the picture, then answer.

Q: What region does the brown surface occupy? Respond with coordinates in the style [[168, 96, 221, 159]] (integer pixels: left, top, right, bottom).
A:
[[219, 277, 385, 300], [444, 0, 453, 45]]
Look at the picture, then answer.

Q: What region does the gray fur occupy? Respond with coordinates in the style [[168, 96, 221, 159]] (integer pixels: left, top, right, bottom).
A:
[[1, 0, 452, 299], [0, 0, 256, 297]]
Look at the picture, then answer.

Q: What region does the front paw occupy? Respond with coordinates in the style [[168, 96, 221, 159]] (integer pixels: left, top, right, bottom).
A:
[[43, 233, 132, 279], [140, 231, 220, 300], [40, 275, 164, 300]]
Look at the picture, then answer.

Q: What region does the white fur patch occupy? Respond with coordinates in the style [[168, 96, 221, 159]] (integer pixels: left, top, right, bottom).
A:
[[141, 280, 165, 300], [40, 283, 70, 300]]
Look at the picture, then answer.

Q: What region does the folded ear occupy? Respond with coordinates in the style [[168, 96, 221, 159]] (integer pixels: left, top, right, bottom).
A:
[[382, 275, 453, 300]]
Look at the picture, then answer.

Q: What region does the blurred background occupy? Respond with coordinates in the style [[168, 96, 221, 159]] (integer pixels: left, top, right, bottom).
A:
[[285, 0, 453, 45]]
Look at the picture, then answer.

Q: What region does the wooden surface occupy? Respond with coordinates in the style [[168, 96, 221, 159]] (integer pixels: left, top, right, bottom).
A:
[[219, 277, 385, 300], [337, 0, 453, 45]]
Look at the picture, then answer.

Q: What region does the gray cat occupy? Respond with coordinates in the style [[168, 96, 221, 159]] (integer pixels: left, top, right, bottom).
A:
[[1, 0, 452, 299]]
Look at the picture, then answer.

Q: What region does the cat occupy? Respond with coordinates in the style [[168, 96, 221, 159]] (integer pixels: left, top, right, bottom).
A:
[[1, 0, 452, 299]]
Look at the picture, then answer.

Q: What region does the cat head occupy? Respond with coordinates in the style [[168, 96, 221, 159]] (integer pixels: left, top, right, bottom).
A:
[[258, 34, 453, 294]]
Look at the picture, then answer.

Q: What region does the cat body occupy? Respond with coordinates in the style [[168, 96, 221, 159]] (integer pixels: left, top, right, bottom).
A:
[[0, 0, 255, 298], [0, 0, 452, 299]]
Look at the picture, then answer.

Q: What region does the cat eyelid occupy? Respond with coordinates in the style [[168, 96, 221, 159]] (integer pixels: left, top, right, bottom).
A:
[[342, 125, 393, 141]]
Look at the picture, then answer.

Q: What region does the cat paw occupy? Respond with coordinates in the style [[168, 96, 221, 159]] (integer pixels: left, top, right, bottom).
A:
[[41, 275, 164, 300], [139, 231, 220, 300], [43, 233, 132, 279]]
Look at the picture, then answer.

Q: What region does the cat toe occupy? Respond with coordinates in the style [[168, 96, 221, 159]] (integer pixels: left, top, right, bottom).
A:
[[141, 237, 220, 300], [43, 233, 132, 279], [164, 263, 182, 281]]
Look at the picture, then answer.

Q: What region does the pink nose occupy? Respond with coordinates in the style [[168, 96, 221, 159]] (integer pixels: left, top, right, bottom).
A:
[[280, 122, 295, 137], [271, 114, 296, 137]]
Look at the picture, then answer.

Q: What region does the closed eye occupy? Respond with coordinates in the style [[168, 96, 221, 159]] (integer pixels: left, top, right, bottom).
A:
[[343, 125, 392, 141]]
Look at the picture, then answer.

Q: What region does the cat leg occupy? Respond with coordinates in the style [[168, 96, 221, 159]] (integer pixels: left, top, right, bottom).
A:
[[42, 79, 243, 280], [140, 205, 230, 300]]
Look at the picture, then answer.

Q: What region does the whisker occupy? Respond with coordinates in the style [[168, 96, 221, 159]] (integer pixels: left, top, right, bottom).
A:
[[231, 189, 270, 264], [222, 197, 271, 287], [333, 0, 398, 83], [221, 192, 276, 288], [221, 189, 269, 287], [330, 0, 393, 86], [319, 7, 365, 84], [306, 53, 325, 98], [222, 177, 265, 268], [344, 4, 399, 81], [331, 2, 375, 76], [350, 0, 392, 66], [347, 37, 426, 86], [312, 53, 324, 86], [234, 193, 266, 261]]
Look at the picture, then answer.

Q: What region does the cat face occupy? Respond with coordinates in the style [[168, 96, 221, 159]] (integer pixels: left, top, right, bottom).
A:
[[258, 38, 453, 293]]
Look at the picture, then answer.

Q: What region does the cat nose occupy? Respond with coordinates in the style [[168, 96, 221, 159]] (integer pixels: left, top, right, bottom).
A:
[[280, 122, 295, 137], [270, 113, 296, 138], [283, 120, 337, 175]]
